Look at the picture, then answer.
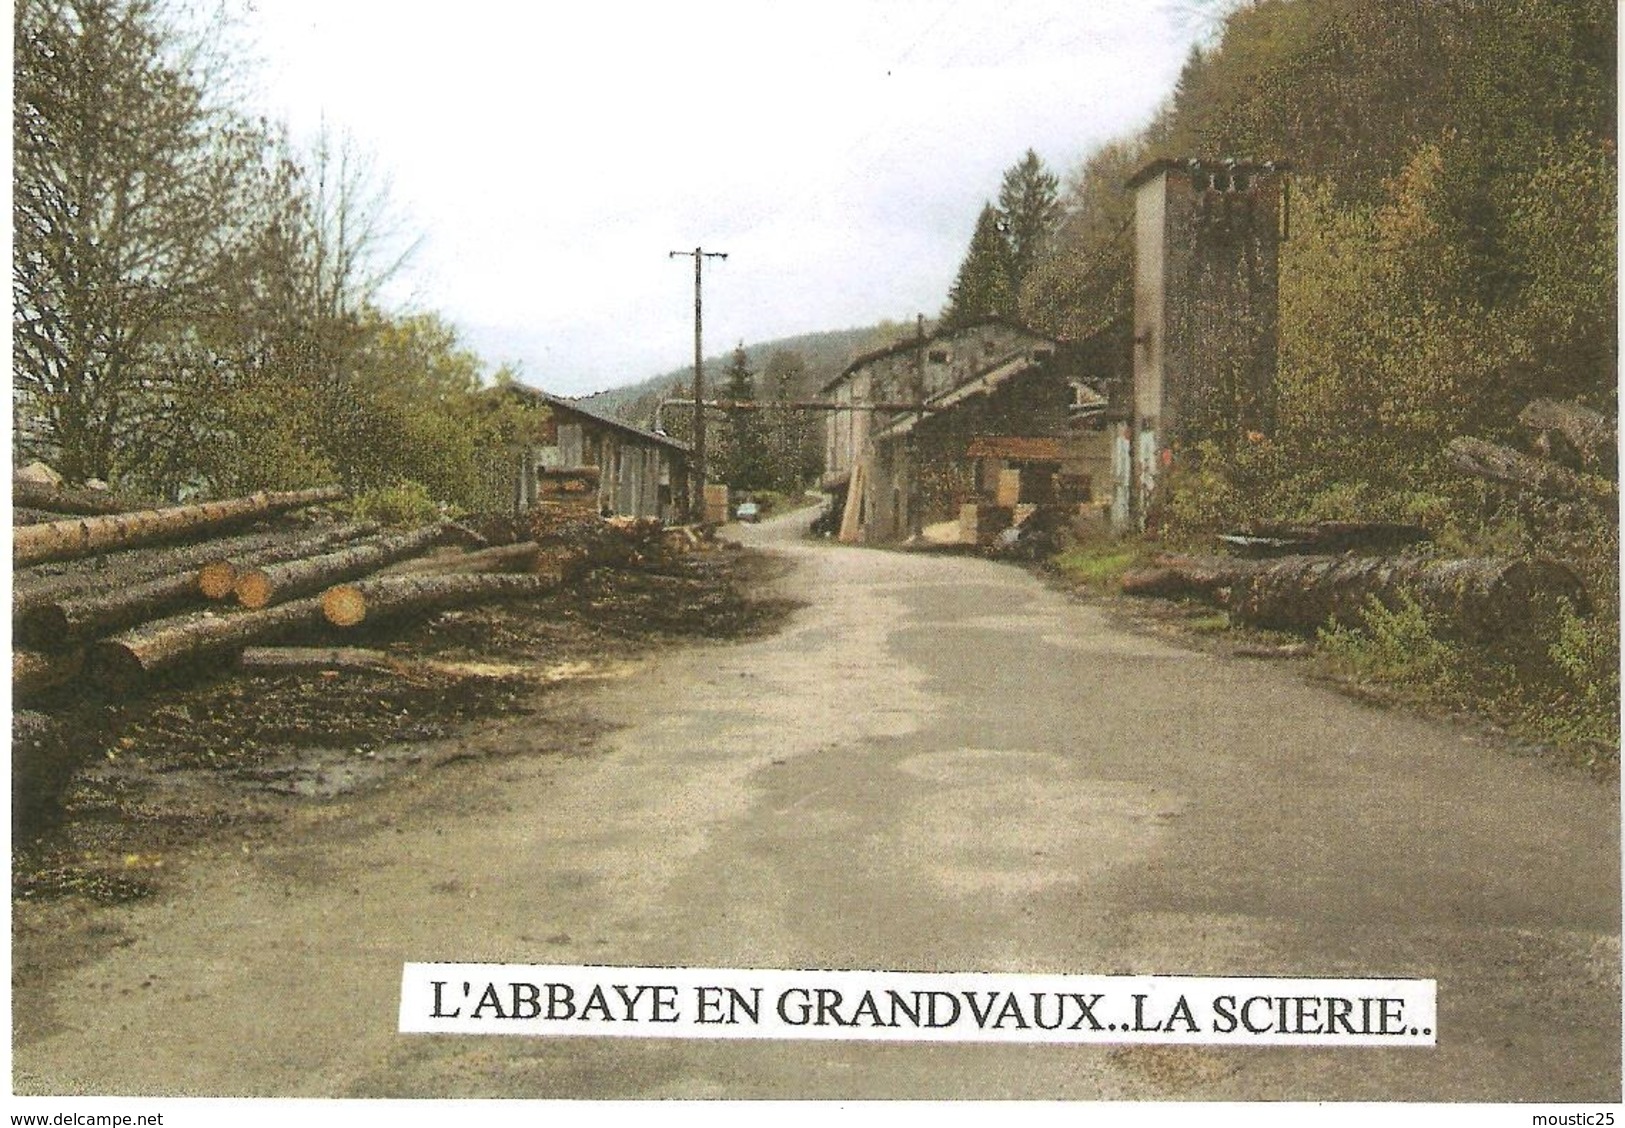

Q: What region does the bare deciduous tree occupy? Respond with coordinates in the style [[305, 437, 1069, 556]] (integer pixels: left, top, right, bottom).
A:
[[12, 0, 280, 483]]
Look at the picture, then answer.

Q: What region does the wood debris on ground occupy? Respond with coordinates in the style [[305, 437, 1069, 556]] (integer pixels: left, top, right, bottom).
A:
[[11, 473, 767, 873]]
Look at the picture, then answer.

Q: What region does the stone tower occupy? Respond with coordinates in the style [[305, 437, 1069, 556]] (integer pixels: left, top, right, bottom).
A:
[[1127, 157, 1290, 524]]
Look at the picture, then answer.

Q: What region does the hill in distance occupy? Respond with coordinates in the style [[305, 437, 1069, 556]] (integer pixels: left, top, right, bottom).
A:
[[577, 320, 931, 430]]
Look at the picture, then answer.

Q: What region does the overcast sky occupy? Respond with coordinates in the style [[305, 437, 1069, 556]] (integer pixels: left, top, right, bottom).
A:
[[239, 1, 1224, 396]]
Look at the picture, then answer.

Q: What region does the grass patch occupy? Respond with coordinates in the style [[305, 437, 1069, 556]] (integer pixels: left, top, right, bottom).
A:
[[1187, 611, 1231, 633], [1053, 543, 1142, 589], [1316, 593, 1618, 775], [347, 480, 447, 526], [1317, 594, 1463, 694]]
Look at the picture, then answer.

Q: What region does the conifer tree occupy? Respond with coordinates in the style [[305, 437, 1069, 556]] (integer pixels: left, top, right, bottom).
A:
[[996, 148, 1063, 293], [941, 203, 1015, 329], [718, 343, 772, 491]]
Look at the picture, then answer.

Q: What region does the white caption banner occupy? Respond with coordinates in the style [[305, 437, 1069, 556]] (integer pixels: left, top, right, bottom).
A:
[[400, 963, 1436, 1047]]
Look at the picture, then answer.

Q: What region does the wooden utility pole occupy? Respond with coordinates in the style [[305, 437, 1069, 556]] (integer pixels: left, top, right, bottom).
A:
[[669, 246, 727, 520]]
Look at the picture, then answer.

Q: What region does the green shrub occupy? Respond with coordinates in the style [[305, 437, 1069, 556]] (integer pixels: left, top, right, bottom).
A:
[[1053, 544, 1141, 588], [1317, 594, 1461, 693], [1524, 598, 1622, 758], [349, 480, 444, 527]]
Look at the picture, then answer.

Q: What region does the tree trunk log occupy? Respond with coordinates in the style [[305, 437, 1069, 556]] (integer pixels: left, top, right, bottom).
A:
[[238, 646, 399, 673], [90, 598, 331, 692], [233, 524, 451, 609], [1133, 553, 1589, 641], [196, 522, 381, 599], [1120, 556, 1261, 598], [14, 523, 366, 616], [1518, 398, 1616, 474], [19, 571, 204, 648], [13, 486, 345, 567], [1237, 554, 1587, 640], [12, 480, 145, 515], [1223, 521, 1432, 556], [322, 573, 556, 628], [1447, 436, 1614, 504], [16, 523, 377, 646], [14, 647, 85, 699], [442, 521, 490, 548], [375, 541, 542, 578]]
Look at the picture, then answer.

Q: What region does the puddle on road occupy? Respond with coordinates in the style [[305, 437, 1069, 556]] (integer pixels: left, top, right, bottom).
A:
[[232, 742, 428, 799]]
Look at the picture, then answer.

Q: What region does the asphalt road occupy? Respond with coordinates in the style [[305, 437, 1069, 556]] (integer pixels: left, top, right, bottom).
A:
[[14, 507, 1620, 1100]]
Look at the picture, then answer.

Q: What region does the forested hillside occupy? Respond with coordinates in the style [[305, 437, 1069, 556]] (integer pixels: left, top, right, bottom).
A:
[[580, 324, 908, 428], [1015, 0, 1615, 520]]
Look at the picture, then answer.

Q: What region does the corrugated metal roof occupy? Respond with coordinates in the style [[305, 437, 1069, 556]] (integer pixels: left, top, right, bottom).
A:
[[820, 316, 1059, 393], [492, 385, 691, 455]]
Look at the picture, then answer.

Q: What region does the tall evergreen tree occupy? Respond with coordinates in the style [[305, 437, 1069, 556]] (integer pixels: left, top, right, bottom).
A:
[[996, 148, 1063, 291], [718, 343, 772, 491], [762, 349, 816, 493], [941, 203, 1015, 329]]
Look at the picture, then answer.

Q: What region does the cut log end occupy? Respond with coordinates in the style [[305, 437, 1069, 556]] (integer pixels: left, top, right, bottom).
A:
[[198, 561, 239, 600], [234, 569, 274, 610], [16, 605, 71, 648], [14, 647, 84, 699], [322, 585, 367, 627], [320, 573, 556, 629], [85, 644, 146, 695]]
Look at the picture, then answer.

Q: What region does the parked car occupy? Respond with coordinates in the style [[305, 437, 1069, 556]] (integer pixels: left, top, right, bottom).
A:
[[735, 501, 760, 523]]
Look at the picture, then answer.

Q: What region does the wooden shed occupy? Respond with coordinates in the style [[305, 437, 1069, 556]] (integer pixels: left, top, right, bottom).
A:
[[490, 387, 690, 522]]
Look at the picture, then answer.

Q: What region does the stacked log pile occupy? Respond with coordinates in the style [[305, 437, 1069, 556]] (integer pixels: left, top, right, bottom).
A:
[[9, 485, 590, 703], [14, 486, 347, 566], [13, 474, 733, 825], [13, 475, 727, 708]]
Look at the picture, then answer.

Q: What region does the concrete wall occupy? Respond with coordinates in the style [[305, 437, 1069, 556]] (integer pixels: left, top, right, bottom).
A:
[[824, 321, 1058, 498], [823, 371, 871, 490]]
